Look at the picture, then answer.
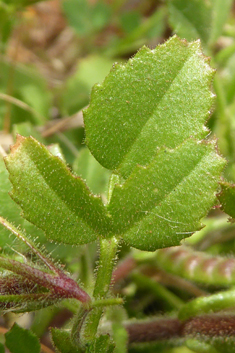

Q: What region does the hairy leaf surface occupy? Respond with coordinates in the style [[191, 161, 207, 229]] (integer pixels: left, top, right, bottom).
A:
[[108, 139, 225, 250], [84, 36, 214, 178], [51, 328, 82, 353], [5, 136, 111, 245]]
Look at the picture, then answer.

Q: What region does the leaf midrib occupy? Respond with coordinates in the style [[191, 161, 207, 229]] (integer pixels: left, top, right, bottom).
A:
[[12, 143, 109, 235], [111, 143, 212, 234], [117, 42, 198, 173]]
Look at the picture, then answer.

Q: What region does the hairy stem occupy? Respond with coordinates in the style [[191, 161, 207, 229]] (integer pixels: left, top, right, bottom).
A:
[[78, 237, 119, 346], [178, 289, 235, 320], [0, 256, 91, 304], [125, 314, 235, 344], [0, 217, 61, 274]]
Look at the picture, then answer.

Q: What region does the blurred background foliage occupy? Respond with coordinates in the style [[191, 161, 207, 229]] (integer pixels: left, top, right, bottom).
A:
[[1, 1, 235, 352]]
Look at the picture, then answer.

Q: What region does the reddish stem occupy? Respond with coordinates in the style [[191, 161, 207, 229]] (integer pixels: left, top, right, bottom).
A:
[[125, 314, 235, 344]]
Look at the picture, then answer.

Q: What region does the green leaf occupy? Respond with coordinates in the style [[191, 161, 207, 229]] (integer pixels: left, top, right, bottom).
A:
[[106, 7, 166, 57], [0, 157, 23, 248], [85, 335, 115, 353], [0, 61, 51, 129], [120, 11, 141, 34], [62, 0, 91, 36], [218, 181, 235, 220], [51, 328, 82, 353], [13, 122, 46, 144], [108, 139, 225, 251], [5, 135, 111, 245], [63, 55, 114, 115], [0, 343, 4, 353], [167, 0, 212, 44], [84, 36, 214, 178], [62, 0, 110, 36], [5, 323, 40, 353], [0, 152, 44, 247], [209, 0, 233, 44], [167, 0, 233, 46], [73, 148, 111, 196]]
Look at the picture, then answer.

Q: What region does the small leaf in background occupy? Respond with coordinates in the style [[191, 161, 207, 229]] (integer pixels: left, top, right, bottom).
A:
[[107, 7, 166, 57], [108, 140, 225, 251], [13, 122, 46, 144], [51, 328, 82, 353], [62, 0, 110, 37], [5, 135, 111, 245], [209, 0, 233, 45], [218, 181, 235, 220], [63, 55, 114, 115], [73, 147, 111, 196], [84, 36, 214, 178], [19, 85, 49, 124], [62, 0, 91, 36], [5, 323, 40, 353], [0, 61, 51, 129], [47, 143, 66, 162], [167, 0, 212, 45], [91, 1, 111, 32], [0, 343, 4, 353], [120, 11, 141, 34], [167, 0, 233, 46]]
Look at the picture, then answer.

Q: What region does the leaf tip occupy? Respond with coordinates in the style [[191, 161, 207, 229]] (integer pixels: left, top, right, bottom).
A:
[[9, 135, 26, 155]]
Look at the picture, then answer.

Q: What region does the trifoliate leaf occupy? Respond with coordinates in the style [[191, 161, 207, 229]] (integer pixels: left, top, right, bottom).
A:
[[5, 135, 111, 245], [84, 36, 214, 178]]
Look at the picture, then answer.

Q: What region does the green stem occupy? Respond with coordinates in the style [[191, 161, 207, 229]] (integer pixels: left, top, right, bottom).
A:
[[91, 297, 123, 308], [78, 237, 119, 346], [132, 272, 184, 310], [72, 174, 120, 346], [178, 288, 235, 320], [93, 237, 119, 299]]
